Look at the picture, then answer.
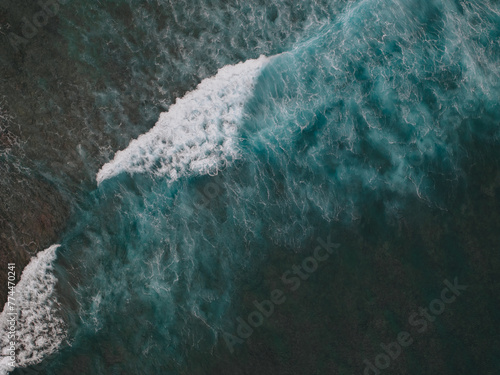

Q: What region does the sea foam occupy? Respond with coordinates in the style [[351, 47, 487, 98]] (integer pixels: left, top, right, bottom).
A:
[[96, 55, 270, 185], [0, 245, 66, 374]]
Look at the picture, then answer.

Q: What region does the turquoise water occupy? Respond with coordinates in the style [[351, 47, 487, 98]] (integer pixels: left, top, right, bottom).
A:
[[6, 0, 500, 373]]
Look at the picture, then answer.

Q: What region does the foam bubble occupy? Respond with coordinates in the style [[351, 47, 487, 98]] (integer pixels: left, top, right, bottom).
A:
[[0, 245, 66, 374], [96, 55, 270, 185]]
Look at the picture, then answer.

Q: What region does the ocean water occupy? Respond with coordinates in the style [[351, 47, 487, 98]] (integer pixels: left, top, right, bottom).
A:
[[1, 0, 500, 374]]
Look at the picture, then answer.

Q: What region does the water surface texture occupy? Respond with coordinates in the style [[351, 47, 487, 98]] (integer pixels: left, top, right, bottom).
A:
[[0, 0, 500, 374]]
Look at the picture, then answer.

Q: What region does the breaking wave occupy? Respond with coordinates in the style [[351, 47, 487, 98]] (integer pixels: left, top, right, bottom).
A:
[[0, 245, 66, 375], [96, 55, 271, 185]]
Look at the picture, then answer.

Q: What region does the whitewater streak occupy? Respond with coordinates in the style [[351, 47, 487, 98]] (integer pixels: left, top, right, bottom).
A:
[[0, 245, 66, 375], [96, 55, 271, 185]]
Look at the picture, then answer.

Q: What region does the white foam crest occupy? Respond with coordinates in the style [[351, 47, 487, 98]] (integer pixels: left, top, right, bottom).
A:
[[0, 245, 66, 374], [96, 55, 270, 185]]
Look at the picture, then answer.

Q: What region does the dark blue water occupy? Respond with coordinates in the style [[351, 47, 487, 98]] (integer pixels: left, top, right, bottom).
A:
[[1, 0, 500, 374]]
